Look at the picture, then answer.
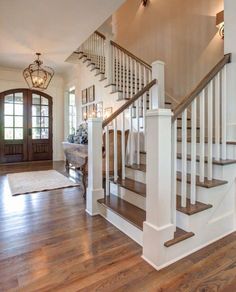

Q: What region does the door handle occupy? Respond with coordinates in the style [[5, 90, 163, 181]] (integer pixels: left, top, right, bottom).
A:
[[28, 128, 32, 136]]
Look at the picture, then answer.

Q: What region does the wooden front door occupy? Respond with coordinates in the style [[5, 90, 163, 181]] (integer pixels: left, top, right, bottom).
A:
[[0, 89, 53, 163]]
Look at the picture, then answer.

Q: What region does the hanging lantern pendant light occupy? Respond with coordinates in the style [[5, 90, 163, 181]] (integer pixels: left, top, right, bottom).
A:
[[23, 53, 54, 90]]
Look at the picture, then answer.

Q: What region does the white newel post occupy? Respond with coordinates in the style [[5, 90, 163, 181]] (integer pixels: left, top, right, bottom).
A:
[[105, 34, 113, 85], [142, 109, 175, 270], [151, 61, 165, 109], [86, 117, 104, 216]]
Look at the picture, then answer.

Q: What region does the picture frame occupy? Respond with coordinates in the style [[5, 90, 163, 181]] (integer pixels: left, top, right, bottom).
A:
[[88, 85, 95, 102], [96, 102, 103, 118], [104, 107, 113, 119], [82, 106, 87, 120], [104, 107, 113, 126], [82, 89, 87, 105], [88, 104, 96, 118]]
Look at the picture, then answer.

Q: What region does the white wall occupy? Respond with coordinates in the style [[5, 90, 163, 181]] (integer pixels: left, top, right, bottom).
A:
[[64, 61, 125, 138], [225, 0, 236, 141], [0, 67, 65, 160]]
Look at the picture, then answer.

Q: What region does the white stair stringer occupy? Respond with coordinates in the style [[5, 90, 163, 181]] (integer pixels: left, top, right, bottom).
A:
[[159, 163, 236, 271], [98, 203, 143, 246], [110, 181, 146, 211]]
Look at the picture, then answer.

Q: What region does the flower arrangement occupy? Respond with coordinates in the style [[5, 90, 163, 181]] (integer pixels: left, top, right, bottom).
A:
[[67, 122, 88, 144]]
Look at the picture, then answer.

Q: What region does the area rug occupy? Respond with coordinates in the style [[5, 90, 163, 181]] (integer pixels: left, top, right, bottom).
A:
[[7, 170, 79, 196]]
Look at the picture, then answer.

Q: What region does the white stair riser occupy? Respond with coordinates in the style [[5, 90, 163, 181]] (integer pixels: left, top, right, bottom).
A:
[[177, 142, 235, 158], [176, 159, 227, 180], [125, 167, 146, 184], [98, 203, 143, 246], [110, 182, 146, 210]]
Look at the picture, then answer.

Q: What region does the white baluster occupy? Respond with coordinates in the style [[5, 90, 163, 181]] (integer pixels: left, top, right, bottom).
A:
[[119, 49, 122, 92], [190, 99, 197, 205], [215, 73, 220, 161], [143, 67, 147, 138], [126, 55, 129, 99], [105, 126, 110, 195], [112, 45, 115, 84], [122, 52, 125, 98], [134, 61, 138, 94], [148, 70, 152, 109], [113, 118, 118, 181], [121, 112, 126, 179], [207, 81, 213, 180], [136, 99, 140, 165], [129, 105, 134, 166], [130, 58, 133, 97], [171, 120, 177, 228], [199, 90, 205, 183], [221, 66, 227, 160], [181, 110, 187, 207]]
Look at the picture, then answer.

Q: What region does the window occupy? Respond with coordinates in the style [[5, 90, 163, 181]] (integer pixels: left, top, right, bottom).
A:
[[32, 94, 49, 139], [4, 93, 24, 140], [68, 88, 76, 135]]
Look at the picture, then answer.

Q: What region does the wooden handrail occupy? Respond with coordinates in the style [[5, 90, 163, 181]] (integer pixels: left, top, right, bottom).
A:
[[95, 31, 106, 39], [102, 79, 157, 128], [172, 53, 231, 122], [110, 40, 152, 70]]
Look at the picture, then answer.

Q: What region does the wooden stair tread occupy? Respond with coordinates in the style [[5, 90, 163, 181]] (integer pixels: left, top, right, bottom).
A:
[[97, 194, 145, 230], [164, 227, 194, 247], [176, 195, 212, 215], [176, 171, 228, 188], [177, 153, 236, 166], [126, 164, 146, 172], [111, 177, 146, 197], [177, 127, 200, 130]]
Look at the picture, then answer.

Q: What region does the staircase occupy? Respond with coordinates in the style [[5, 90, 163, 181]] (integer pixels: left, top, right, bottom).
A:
[[75, 32, 236, 270]]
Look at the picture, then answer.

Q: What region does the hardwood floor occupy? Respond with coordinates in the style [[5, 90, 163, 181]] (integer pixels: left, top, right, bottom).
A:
[[0, 161, 236, 291]]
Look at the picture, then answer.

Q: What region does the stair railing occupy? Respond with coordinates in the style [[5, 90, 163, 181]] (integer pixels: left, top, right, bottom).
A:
[[102, 79, 157, 196], [172, 53, 231, 210], [79, 31, 106, 75], [109, 41, 152, 100]]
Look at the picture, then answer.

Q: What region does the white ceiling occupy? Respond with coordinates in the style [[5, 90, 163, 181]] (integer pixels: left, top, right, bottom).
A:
[[0, 0, 124, 74]]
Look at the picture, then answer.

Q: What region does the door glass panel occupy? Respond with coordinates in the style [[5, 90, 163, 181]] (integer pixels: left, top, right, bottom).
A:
[[41, 117, 49, 127], [14, 104, 23, 115], [5, 94, 14, 103], [32, 105, 41, 116], [15, 93, 23, 103], [4, 103, 13, 115], [4, 128, 14, 140], [15, 116, 23, 127], [32, 128, 40, 139], [32, 117, 41, 127], [41, 96, 49, 105], [3, 93, 24, 140], [4, 116, 13, 127], [41, 128, 49, 139], [41, 106, 48, 116], [32, 94, 41, 105], [31, 95, 50, 140], [14, 128, 23, 140]]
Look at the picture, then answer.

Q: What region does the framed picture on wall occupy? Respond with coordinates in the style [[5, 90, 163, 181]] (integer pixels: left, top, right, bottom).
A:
[[82, 89, 87, 105], [88, 104, 96, 118], [104, 107, 113, 119], [88, 85, 95, 102], [96, 102, 103, 118], [82, 106, 87, 120]]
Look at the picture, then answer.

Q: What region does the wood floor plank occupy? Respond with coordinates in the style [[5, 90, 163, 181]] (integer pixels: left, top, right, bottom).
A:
[[0, 161, 236, 291]]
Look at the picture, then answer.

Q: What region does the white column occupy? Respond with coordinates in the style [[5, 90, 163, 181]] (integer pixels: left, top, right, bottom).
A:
[[86, 117, 104, 216], [143, 109, 175, 270], [151, 61, 165, 109]]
